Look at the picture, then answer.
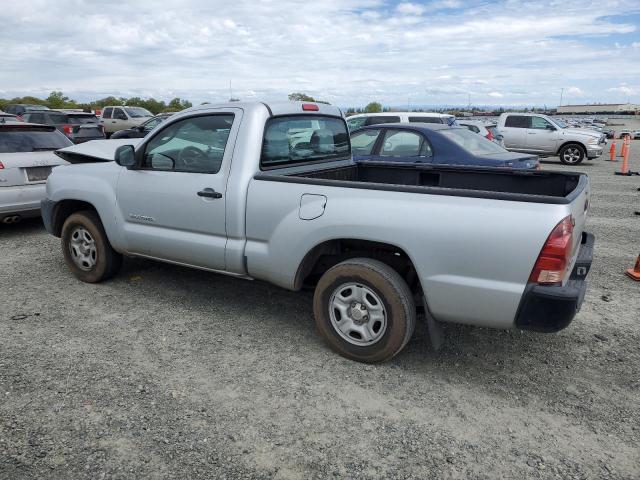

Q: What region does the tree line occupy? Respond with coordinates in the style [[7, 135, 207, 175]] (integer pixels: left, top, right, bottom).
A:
[[0, 91, 193, 114]]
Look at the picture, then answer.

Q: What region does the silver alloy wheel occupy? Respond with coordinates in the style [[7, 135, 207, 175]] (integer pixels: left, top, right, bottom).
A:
[[329, 283, 387, 346], [563, 147, 582, 164], [69, 227, 97, 271]]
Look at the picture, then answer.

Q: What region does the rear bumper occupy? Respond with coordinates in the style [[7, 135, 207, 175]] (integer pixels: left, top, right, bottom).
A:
[[515, 232, 594, 333], [0, 184, 46, 218]]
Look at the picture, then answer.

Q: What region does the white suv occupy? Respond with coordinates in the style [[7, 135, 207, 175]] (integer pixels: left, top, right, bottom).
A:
[[100, 106, 153, 135], [346, 112, 456, 130]]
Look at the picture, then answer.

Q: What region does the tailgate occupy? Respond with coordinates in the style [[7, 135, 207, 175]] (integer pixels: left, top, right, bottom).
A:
[[566, 175, 590, 278]]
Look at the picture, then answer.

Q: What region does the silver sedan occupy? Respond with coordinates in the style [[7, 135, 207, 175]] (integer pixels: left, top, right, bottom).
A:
[[0, 121, 70, 224]]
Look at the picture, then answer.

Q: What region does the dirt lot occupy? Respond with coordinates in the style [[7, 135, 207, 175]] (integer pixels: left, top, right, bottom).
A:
[[1, 143, 639, 479]]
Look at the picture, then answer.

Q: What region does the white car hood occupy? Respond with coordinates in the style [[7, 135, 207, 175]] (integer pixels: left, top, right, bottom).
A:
[[55, 138, 141, 163]]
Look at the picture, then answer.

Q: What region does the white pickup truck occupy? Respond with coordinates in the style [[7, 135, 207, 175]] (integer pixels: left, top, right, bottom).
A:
[[498, 113, 605, 165], [42, 102, 594, 362]]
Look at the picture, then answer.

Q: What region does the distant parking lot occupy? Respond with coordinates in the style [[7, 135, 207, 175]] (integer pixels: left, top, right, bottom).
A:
[[1, 139, 640, 479]]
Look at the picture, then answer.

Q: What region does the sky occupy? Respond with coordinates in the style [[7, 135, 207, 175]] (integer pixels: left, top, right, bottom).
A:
[[1, 0, 639, 107]]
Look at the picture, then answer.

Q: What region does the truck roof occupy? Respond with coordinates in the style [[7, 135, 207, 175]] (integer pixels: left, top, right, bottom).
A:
[[183, 101, 344, 118]]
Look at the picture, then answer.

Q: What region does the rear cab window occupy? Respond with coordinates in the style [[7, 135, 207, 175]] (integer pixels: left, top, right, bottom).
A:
[[67, 115, 99, 124], [102, 108, 113, 119], [409, 116, 442, 124], [261, 115, 350, 169]]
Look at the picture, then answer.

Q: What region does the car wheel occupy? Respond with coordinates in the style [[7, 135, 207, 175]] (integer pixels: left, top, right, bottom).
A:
[[313, 258, 416, 363], [61, 210, 122, 283], [559, 144, 585, 165]]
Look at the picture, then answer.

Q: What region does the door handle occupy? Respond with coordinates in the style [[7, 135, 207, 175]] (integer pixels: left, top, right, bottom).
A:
[[197, 188, 222, 199]]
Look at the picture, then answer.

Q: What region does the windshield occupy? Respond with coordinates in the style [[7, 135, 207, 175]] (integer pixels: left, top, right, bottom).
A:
[[440, 128, 507, 155], [0, 128, 72, 153], [261, 115, 350, 168], [551, 118, 567, 128], [124, 107, 152, 118]]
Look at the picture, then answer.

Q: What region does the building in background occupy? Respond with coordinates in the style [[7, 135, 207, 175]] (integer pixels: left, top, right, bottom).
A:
[[557, 103, 639, 114]]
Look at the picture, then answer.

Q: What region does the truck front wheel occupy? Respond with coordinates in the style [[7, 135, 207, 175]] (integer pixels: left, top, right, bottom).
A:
[[61, 211, 122, 283], [559, 144, 585, 165], [313, 258, 416, 363]]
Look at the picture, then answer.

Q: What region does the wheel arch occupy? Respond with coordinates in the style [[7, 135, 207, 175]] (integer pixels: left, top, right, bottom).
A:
[[293, 238, 424, 298], [556, 140, 587, 156], [51, 199, 100, 237]]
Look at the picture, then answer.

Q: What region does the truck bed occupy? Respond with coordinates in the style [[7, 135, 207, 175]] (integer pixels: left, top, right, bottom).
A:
[[256, 161, 586, 205]]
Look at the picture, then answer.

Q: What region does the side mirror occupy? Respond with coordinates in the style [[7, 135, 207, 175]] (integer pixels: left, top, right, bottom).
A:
[[114, 144, 136, 168]]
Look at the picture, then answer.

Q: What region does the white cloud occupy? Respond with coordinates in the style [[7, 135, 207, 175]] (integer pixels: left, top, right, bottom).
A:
[[0, 0, 639, 106]]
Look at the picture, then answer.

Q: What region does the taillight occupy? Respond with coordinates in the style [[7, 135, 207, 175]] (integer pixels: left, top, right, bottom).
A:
[[0, 161, 4, 169], [486, 131, 494, 141], [302, 103, 319, 111], [529, 216, 574, 285], [63, 125, 73, 135]]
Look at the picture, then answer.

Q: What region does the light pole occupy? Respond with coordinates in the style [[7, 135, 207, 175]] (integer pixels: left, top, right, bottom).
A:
[[559, 88, 564, 108]]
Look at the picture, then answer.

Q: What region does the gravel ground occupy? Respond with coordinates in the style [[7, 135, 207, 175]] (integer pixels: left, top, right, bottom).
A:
[[1, 143, 639, 479]]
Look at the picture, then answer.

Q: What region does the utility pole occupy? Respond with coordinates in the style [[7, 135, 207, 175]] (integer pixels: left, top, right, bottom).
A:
[[559, 88, 564, 108], [229, 80, 233, 102]]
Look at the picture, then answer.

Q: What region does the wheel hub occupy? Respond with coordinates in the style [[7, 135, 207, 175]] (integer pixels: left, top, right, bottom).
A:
[[349, 302, 368, 324]]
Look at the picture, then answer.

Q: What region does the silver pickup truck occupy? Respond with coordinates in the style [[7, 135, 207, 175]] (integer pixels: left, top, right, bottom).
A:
[[42, 102, 594, 363]]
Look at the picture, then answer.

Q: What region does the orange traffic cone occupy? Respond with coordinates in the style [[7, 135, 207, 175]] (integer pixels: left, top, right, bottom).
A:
[[626, 254, 640, 281], [609, 141, 617, 161]]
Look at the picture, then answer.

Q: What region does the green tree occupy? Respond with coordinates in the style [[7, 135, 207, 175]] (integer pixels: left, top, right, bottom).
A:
[[166, 97, 192, 112], [288, 92, 316, 102], [364, 102, 382, 113]]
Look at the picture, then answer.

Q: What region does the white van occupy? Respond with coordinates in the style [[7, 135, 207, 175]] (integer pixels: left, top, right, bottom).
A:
[[346, 112, 456, 130]]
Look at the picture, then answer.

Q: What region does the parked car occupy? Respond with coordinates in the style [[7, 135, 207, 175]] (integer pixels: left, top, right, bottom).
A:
[[497, 113, 605, 165], [0, 111, 18, 121], [350, 123, 538, 169], [44, 101, 594, 363], [100, 106, 153, 136], [0, 122, 70, 223], [3, 104, 50, 118], [633, 130, 640, 140], [618, 129, 632, 139], [22, 110, 105, 144], [457, 120, 505, 146], [603, 129, 615, 139], [110, 113, 174, 139], [346, 112, 456, 131]]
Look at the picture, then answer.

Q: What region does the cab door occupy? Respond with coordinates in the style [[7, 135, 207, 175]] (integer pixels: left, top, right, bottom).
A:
[[111, 107, 129, 132], [115, 109, 242, 271], [501, 115, 530, 150], [525, 116, 558, 152]]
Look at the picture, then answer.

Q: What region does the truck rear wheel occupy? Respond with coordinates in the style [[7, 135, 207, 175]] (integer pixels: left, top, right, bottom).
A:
[[559, 144, 585, 165], [61, 210, 122, 283], [313, 258, 416, 363]]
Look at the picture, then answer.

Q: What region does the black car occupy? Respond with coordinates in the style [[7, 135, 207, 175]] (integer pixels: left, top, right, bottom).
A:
[[110, 113, 174, 139], [22, 110, 105, 144], [3, 104, 50, 117], [351, 123, 539, 169]]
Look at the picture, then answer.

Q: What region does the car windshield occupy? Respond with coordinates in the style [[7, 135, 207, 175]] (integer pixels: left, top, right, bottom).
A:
[[0, 128, 73, 153], [552, 118, 567, 128], [440, 128, 507, 155], [67, 115, 99, 124], [261, 115, 350, 168], [124, 107, 152, 118]]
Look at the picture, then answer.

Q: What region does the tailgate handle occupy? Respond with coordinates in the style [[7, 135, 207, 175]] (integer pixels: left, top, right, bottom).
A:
[[197, 188, 222, 199]]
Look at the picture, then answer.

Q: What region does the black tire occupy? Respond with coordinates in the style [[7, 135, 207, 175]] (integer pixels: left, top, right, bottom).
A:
[[313, 258, 416, 363], [61, 210, 122, 283], [559, 143, 585, 165]]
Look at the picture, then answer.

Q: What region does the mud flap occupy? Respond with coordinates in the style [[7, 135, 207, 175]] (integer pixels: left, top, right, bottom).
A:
[[423, 295, 444, 351]]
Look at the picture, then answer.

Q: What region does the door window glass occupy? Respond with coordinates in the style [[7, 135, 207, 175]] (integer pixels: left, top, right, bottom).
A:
[[143, 114, 234, 173], [364, 116, 400, 126], [102, 107, 113, 119], [380, 130, 425, 157], [504, 115, 530, 128], [530, 116, 553, 129], [113, 108, 127, 120], [350, 129, 380, 156]]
